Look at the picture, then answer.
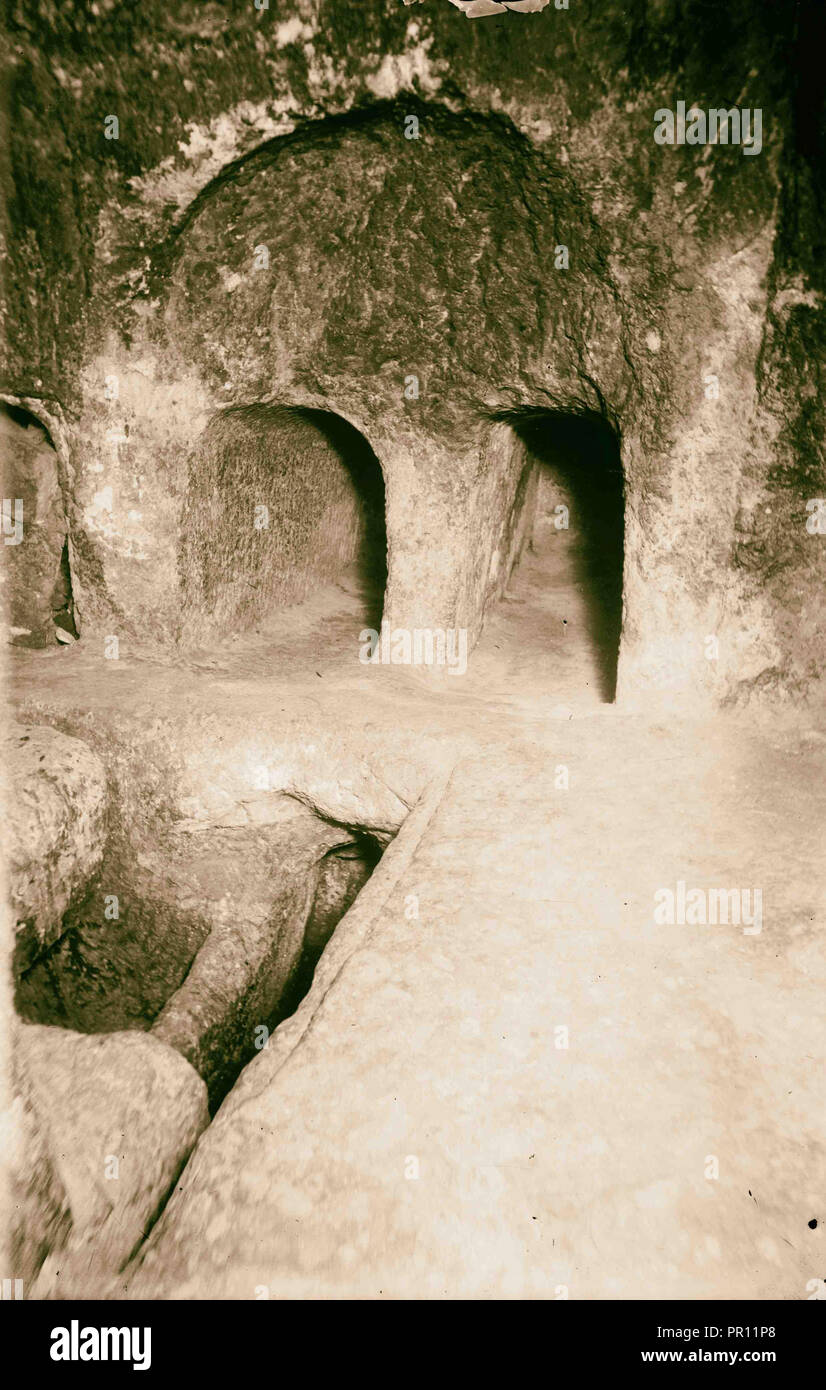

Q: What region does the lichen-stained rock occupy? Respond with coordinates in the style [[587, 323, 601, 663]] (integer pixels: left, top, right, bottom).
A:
[[1, 0, 823, 704], [152, 101, 626, 647], [61, 99, 626, 653], [0, 408, 68, 647], [161, 102, 619, 426], [12, 1023, 208, 1296], [7, 725, 108, 972]]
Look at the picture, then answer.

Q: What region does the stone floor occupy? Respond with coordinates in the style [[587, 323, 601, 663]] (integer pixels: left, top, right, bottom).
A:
[[10, 526, 826, 1300]]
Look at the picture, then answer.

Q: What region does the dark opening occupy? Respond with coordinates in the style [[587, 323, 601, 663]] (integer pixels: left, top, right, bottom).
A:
[[292, 409, 388, 626], [4, 402, 43, 431], [0, 403, 78, 645], [506, 410, 625, 702], [15, 809, 386, 1114], [274, 830, 383, 1030], [52, 537, 79, 640]]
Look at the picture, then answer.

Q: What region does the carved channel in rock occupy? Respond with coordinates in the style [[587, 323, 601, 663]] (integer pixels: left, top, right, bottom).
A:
[[14, 798, 387, 1111]]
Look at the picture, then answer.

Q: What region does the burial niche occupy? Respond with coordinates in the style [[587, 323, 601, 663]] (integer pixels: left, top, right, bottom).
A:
[[181, 404, 387, 638]]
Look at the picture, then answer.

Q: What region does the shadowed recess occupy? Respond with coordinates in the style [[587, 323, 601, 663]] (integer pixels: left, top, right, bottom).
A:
[[15, 804, 387, 1114], [506, 410, 625, 702], [0, 403, 78, 646], [180, 403, 387, 638]]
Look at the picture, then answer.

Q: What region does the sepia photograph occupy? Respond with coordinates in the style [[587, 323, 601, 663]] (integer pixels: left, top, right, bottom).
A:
[[0, 0, 823, 1361]]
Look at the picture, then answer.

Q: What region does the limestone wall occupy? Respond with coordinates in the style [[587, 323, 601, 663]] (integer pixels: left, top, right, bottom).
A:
[[1, 0, 824, 704]]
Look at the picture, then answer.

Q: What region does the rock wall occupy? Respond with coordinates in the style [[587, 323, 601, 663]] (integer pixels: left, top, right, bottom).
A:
[[1, 0, 824, 704], [8, 724, 108, 971], [12, 1022, 208, 1294]]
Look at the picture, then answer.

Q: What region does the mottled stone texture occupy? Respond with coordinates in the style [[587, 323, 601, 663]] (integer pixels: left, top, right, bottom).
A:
[[7, 724, 108, 971], [0, 408, 68, 645], [11, 1023, 208, 1293], [1, 0, 824, 704], [9, 681, 419, 1102], [181, 406, 386, 640], [12, 751, 381, 1111], [148, 811, 379, 1108], [119, 730, 826, 1299]]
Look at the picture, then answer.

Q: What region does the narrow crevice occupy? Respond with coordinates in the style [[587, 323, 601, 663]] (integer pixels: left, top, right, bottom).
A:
[[273, 831, 384, 1031], [52, 535, 78, 641]]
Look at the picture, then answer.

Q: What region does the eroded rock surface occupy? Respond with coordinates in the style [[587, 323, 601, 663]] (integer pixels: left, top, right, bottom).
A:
[[2, 0, 825, 1312], [7, 724, 108, 973], [120, 728, 826, 1300], [12, 707, 410, 1072], [0, 407, 69, 647], [181, 406, 387, 641], [4, 1, 822, 703], [11, 1023, 208, 1295], [150, 808, 379, 1106]]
